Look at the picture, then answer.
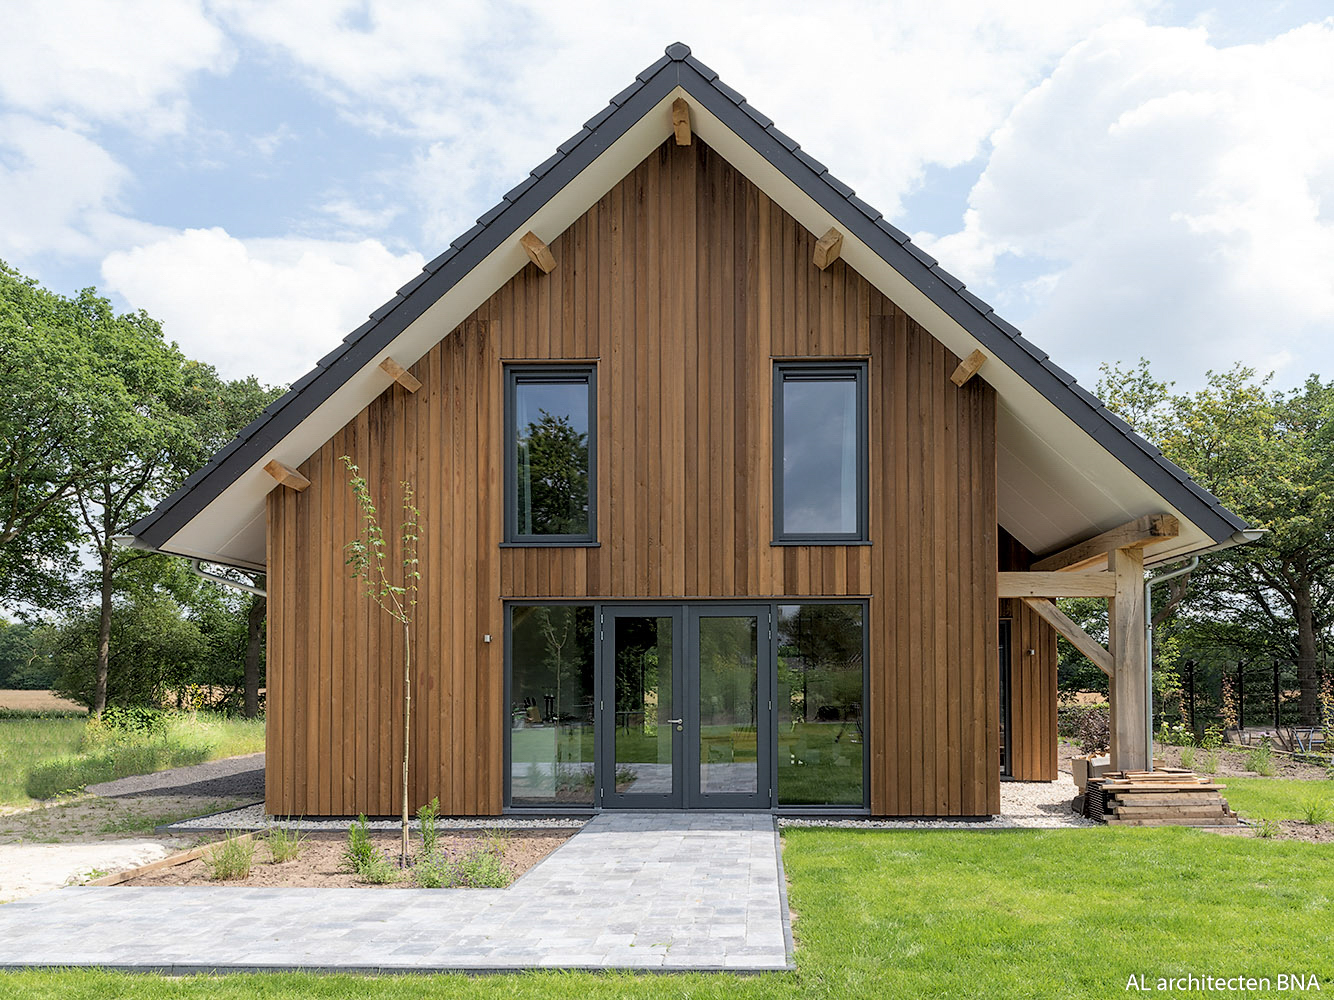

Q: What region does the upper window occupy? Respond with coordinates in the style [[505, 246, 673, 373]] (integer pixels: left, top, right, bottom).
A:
[[774, 362, 867, 542], [505, 366, 596, 544]]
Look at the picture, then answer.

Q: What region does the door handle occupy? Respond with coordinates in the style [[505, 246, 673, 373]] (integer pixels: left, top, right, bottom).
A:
[[665, 718, 684, 730]]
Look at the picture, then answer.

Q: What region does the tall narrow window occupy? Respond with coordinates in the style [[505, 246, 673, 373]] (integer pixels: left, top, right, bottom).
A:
[[506, 366, 596, 543], [774, 363, 867, 542]]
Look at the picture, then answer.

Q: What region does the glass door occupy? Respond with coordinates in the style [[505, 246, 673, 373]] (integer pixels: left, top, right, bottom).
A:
[[687, 606, 772, 809], [599, 606, 683, 808]]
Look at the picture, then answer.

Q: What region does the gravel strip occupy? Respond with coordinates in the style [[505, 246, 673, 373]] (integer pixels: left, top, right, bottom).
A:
[[782, 774, 1093, 830], [163, 803, 588, 833]]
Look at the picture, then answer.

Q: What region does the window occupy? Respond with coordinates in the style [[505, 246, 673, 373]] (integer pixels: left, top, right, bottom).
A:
[[505, 366, 596, 543], [508, 605, 595, 805], [773, 363, 867, 542], [775, 603, 865, 806]]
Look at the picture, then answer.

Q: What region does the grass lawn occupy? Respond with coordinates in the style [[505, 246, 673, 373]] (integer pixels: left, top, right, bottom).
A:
[[0, 712, 265, 807], [3, 825, 1330, 998], [1221, 776, 1334, 823]]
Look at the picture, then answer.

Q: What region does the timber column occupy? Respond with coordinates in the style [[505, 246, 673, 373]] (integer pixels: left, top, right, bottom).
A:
[[1109, 546, 1148, 770]]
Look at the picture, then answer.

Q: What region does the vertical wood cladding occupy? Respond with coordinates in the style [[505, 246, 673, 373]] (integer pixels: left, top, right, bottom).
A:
[[265, 138, 998, 816], [998, 528, 1059, 781]]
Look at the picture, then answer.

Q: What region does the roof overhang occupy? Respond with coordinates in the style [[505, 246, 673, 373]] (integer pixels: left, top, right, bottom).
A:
[[129, 45, 1251, 571]]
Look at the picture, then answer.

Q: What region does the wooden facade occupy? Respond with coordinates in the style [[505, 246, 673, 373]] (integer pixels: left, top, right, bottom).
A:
[[265, 137, 1002, 817], [999, 529, 1059, 781]]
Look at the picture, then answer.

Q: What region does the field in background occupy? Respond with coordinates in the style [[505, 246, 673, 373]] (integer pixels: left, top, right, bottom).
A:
[[0, 690, 86, 713]]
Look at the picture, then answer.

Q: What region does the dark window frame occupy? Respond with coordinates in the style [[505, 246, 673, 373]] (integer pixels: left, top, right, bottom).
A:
[[504, 364, 598, 545], [772, 361, 869, 544]]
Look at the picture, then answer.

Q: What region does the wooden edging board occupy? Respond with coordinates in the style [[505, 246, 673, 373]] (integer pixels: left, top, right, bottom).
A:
[[85, 832, 257, 887]]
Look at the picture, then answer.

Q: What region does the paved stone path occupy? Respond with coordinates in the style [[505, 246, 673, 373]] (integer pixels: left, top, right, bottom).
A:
[[0, 812, 792, 973]]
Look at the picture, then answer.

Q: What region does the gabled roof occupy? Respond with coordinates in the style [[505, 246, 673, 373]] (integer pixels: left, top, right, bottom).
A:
[[129, 42, 1251, 571]]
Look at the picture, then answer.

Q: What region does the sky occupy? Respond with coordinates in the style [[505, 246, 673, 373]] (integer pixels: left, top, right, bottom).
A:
[[2, 0, 1332, 394]]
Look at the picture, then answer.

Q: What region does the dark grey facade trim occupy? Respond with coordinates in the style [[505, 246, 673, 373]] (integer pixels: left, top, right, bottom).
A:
[[772, 361, 868, 544], [504, 364, 598, 545], [130, 41, 1248, 555]]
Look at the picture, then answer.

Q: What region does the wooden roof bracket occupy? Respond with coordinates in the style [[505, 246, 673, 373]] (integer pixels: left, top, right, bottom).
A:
[[379, 356, 422, 392], [672, 97, 691, 145], [263, 459, 311, 493], [950, 349, 987, 386], [813, 227, 843, 270], [520, 231, 557, 273]]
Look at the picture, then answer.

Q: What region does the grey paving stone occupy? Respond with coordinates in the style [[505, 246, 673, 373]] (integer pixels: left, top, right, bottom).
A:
[[0, 811, 792, 972]]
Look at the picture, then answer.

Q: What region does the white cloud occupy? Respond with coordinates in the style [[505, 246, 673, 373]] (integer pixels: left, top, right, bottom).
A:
[[101, 229, 426, 385], [215, 0, 1153, 242], [920, 18, 1334, 386], [0, 0, 231, 132], [0, 115, 165, 261]]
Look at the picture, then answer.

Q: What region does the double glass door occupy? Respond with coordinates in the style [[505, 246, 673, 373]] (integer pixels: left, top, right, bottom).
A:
[[600, 605, 771, 809]]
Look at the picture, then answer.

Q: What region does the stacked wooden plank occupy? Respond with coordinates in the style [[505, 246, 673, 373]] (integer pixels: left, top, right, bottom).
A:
[[1088, 768, 1239, 827]]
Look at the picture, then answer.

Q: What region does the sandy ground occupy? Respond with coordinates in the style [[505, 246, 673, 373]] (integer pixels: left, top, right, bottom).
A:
[[0, 755, 262, 902], [0, 839, 183, 902], [124, 830, 572, 888]]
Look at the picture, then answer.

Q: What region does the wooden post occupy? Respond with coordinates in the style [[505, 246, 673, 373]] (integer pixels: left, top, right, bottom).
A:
[[1109, 546, 1147, 770]]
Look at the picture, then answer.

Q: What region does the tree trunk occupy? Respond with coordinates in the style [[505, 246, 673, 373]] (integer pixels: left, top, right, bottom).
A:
[[402, 620, 411, 865], [243, 591, 265, 719], [1295, 578, 1319, 725], [93, 555, 113, 716]]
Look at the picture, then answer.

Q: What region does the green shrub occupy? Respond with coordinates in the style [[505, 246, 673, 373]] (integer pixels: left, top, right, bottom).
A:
[[356, 852, 401, 884], [413, 852, 453, 888], [1252, 817, 1280, 839], [204, 835, 255, 880], [1244, 740, 1276, 777], [1301, 797, 1331, 825], [1202, 751, 1220, 774], [1057, 703, 1109, 740], [99, 706, 168, 738], [1179, 746, 1196, 770], [416, 796, 439, 856], [340, 815, 377, 873], [264, 823, 307, 863], [1200, 724, 1224, 750], [1156, 720, 1193, 748], [453, 846, 511, 888]]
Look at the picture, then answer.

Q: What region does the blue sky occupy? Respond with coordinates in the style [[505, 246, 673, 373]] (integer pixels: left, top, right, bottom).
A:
[[2, 1, 1331, 393]]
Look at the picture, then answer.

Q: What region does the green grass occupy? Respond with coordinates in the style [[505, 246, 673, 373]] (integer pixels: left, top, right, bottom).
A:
[[0, 712, 264, 806], [1221, 776, 1334, 822], [3, 826, 1331, 998]]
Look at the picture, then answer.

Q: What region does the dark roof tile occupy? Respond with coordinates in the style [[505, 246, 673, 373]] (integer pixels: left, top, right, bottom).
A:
[[848, 195, 881, 220], [557, 129, 592, 154], [530, 151, 563, 177], [395, 270, 432, 297], [665, 42, 692, 60], [503, 174, 538, 203], [933, 267, 965, 292], [684, 54, 718, 80], [905, 242, 937, 267], [609, 81, 642, 106], [741, 103, 773, 128], [823, 173, 855, 199], [713, 79, 746, 105], [368, 297, 401, 322], [793, 148, 827, 175], [451, 223, 485, 248], [767, 127, 798, 151], [475, 202, 507, 226], [875, 218, 911, 243], [987, 313, 1023, 339], [583, 103, 617, 131], [958, 289, 993, 314], [637, 55, 670, 80]]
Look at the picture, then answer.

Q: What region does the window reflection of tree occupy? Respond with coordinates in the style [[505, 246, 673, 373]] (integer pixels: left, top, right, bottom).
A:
[[516, 410, 589, 535]]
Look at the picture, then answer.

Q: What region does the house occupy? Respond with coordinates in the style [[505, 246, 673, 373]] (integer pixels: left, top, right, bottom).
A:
[[126, 44, 1254, 818]]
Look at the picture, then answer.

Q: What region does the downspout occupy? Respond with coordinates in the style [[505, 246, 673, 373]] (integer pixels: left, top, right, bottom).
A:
[[1144, 557, 1197, 772], [190, 559, 267, 598]]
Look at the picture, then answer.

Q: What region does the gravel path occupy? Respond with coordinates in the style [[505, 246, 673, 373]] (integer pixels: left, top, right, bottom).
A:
[[165, 805, 588, 833], [86, 753, 265, 801]]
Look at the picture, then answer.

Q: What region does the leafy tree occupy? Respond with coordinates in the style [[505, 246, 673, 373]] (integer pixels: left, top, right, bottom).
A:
[[341, 457, 419, 864], [0, 617, 56, 689], [0, 262, 121, 609], [516, 411, 589, 535], [1099, 361, 1334, 724]]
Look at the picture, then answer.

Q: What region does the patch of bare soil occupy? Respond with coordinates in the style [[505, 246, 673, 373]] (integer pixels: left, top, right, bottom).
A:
[[1155, 743, 1329, 781], [1277, 820, 1334, 844], [123, 830, 572, 888], [1058, 738, 1330, 781]]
